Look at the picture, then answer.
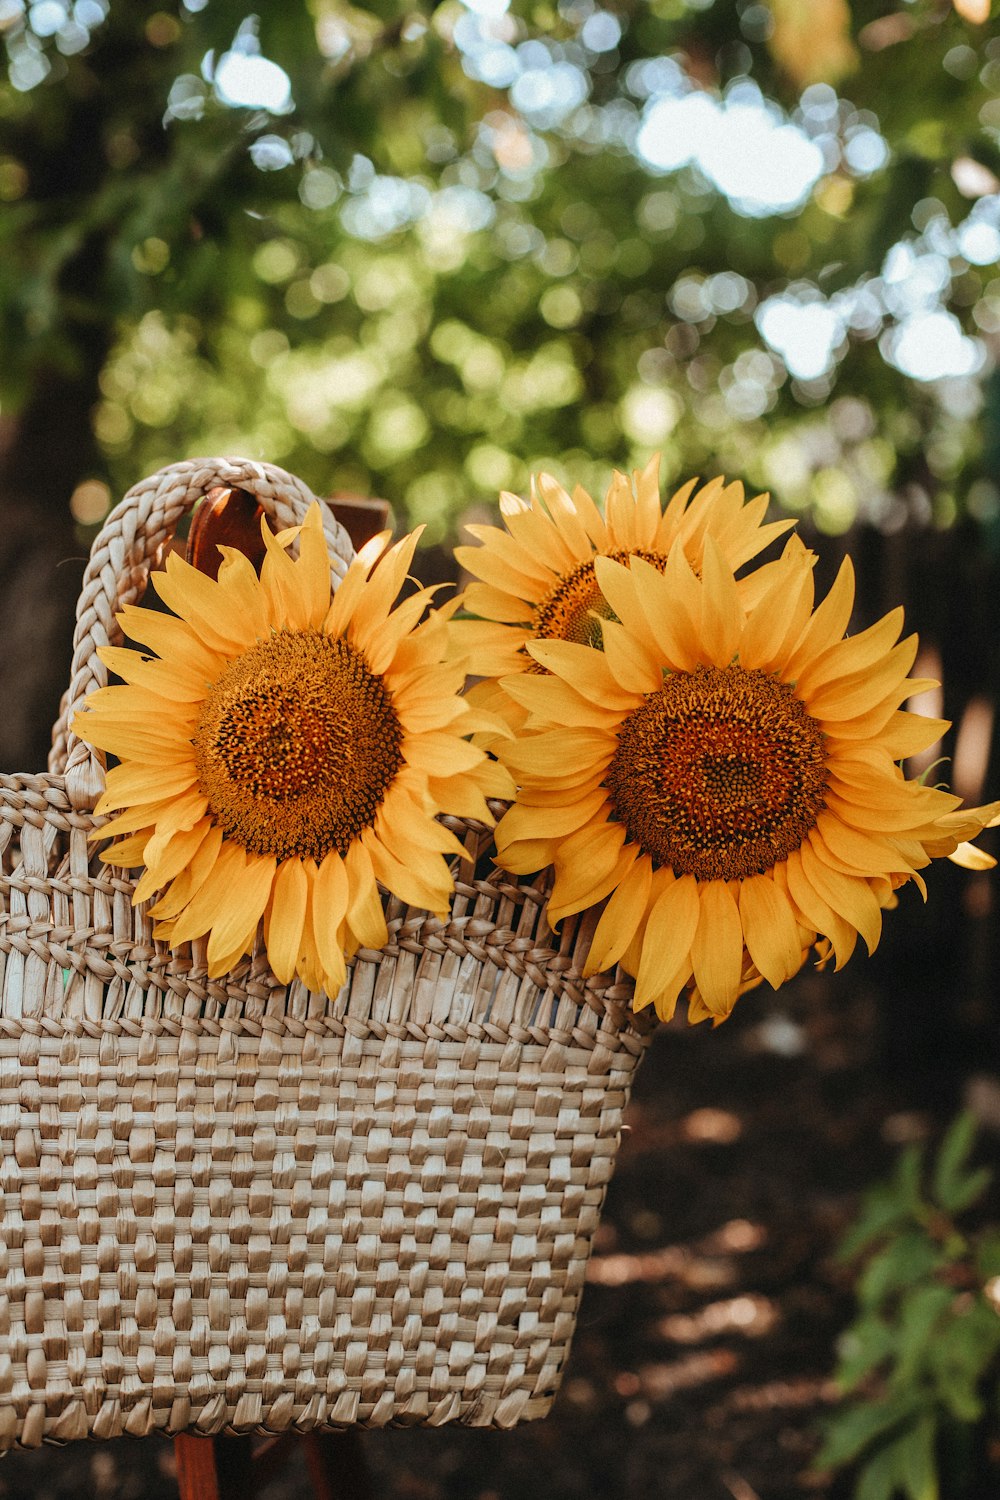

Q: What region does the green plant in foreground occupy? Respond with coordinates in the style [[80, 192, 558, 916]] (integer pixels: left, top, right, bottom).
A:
[[818, 1113, 1000, 1500]]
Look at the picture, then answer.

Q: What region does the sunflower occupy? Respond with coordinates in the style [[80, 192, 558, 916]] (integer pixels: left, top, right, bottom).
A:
[[73, 505, 512, 996], [453, 459, 794, 731], [494, 536, 1000, 1023]]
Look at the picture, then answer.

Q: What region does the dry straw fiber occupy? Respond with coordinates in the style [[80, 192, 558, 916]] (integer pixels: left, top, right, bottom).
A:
[[0, 459, 647, 1449]]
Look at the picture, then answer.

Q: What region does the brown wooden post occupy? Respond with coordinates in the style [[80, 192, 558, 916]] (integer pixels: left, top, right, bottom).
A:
[[174, 1433, 254, 1499]]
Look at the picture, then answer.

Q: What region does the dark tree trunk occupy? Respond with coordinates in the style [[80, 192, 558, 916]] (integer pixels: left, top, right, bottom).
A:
[[0, 208, 111, 771], [0, 357, 103, 772], [0, 17, 127, 771]]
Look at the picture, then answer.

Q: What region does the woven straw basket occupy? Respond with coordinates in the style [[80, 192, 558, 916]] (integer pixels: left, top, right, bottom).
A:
[[0, 459, 648, 1451]]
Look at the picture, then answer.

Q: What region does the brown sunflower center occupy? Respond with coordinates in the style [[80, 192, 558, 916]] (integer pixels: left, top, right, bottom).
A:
[[527, 547, 666, 669], [193, 630, 403, 861], [605, 663, 828, 881]]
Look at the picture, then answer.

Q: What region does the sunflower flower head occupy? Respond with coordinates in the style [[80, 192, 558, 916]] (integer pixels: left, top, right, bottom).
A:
[[73, 504, 512, 996], [493, 530, 999, 1025], [453, 458, 795, 734]]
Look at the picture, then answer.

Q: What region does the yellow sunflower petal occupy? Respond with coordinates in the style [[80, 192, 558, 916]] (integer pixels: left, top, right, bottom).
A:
[[456, 582, 532, 627], [461, 523, 557, 596], [133, 820, 213, 904], [498, 787, 610, 846], [631, 454, 664, 544], [148, 823, 224, 922], [808, 636, 918, 721], [96, 796, 189, 842], [264, 857, 309, 985], [72, 714, 197, 762], [500, 489, 582, 575], [513, 767, 610, 805], [113, 606, 225, 683], [79, 682, 201, 723], [153, 551, 260, 653], [798, 839, 883, 955], [546, 821, 630, 920], [449, 618, 528, 678], [293, 880, 328, 992], [401, 732, 485, 777], [499, 726, 616, 782], [784, 555, 856, 677], [879, 710, 951, 760], [633, 872, 700, 1012], [467, 754, 516, 802], [321, 532, 391, 637], [690, 881, 744, 1016], [96, 761, 199, 814], [782, 849, 857, 970], [425, 775, 492, 824], [623, 554, 701, 672], [363, 828, 451, 915], [343, 839, 389, 953], [295, 503, 339, 629], [600, 619, 663, 695], [165, 839, 246, 946], [813, 813, 914, 877], [98, 833, 149, 867], [679, 475, 728, 547], [684, 986, 716, 1027], [363, 587, 443, 676], [738, 876, 803, 990], [949, 840, 996, 871], [713, 492, 795, 572], [501, 672, 623, 731], [259, 514, 317, 632], [824, 788, 933, 835], [205, 939, 257, 981], [795, 607, 906, 697], [526, 637, 644, 709], [604, 468, 644, 549], [827, 685, 936, 742], [657, 475, 699, 536], [345, 533, 426, 649], [550, 476, 608, 549], [584, 854, 653, 977], [378, 784, 469, 864], [698, 536, 744, 666], [491, 835, 554, 876], [215, 547, 275, 639], [205, 852, 276, 973], [98, 644, 214, 702], [312, 851, 350, 992], [737, 555, 815, 674]]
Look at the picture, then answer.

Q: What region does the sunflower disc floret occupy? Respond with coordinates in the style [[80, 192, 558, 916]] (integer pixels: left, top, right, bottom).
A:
[[606, 664, 830, 882], [193, 630, 403, 861]]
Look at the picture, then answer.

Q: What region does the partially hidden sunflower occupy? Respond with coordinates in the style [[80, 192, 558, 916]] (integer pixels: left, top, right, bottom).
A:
[[493, 532, 1000, 1024], [72, 504, 512, 996], [453, 458, 795, 733]]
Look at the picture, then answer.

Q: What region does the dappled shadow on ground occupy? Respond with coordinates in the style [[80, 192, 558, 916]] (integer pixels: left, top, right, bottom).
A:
[[0, 955, 992, 1500]]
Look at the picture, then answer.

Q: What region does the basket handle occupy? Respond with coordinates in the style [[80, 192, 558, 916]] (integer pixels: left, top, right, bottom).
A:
[[55, 457, 355, 811]]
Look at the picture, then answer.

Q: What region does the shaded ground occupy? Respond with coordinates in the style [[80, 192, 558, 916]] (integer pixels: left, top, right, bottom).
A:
[[0, 950, 995, 1500]]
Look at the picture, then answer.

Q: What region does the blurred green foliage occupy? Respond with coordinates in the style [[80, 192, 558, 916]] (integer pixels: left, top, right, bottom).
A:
[[2, 0, 1000, 539], [819, 1113, 1000, 1500]]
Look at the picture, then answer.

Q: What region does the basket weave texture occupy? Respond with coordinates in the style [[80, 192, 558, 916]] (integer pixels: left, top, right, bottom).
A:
[[0, 459, 648, 1449]]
